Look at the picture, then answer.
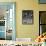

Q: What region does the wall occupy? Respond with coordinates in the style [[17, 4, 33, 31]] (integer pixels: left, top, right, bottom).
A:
[[16, 0, 39, 40], [0, 0, 46, 41]]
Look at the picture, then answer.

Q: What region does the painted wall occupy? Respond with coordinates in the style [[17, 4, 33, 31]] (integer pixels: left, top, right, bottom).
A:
[[0, 0, 46, 40], [16, 0, 39, 40]]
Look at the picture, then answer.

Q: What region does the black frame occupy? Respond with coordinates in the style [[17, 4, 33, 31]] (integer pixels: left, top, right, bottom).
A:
[[39, 11, 46, 35], [22, 10, 33, 25], [39, 12, 40, 36]]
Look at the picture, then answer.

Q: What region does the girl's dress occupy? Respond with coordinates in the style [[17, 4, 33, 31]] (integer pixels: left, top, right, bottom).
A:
[[42, 42, 46, 46]]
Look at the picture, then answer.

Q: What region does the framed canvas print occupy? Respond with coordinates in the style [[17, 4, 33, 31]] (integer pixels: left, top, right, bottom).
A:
[[0, 2, 16, 40], [22, 10, 33, 25], [39, 0, 46, 4], [39, 11, 46, 35]]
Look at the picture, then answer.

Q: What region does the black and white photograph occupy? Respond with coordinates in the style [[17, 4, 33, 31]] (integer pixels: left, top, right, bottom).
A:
[[22, 10, 33, 24]]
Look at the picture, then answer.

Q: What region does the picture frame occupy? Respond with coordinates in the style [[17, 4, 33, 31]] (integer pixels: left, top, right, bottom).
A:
[[39, 0, 46, 4], [22, 10, 33, 25], [39, 11, 46, 35], [0, 2, 16, 40]]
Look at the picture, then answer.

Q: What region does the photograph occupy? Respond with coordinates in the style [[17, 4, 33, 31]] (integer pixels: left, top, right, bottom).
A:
[[39, 11, 46, 34], [39, 0, 46, 4], [22, 10, 33, 24], [0, 0, 46, 46], [0, 2, 15, 40]]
